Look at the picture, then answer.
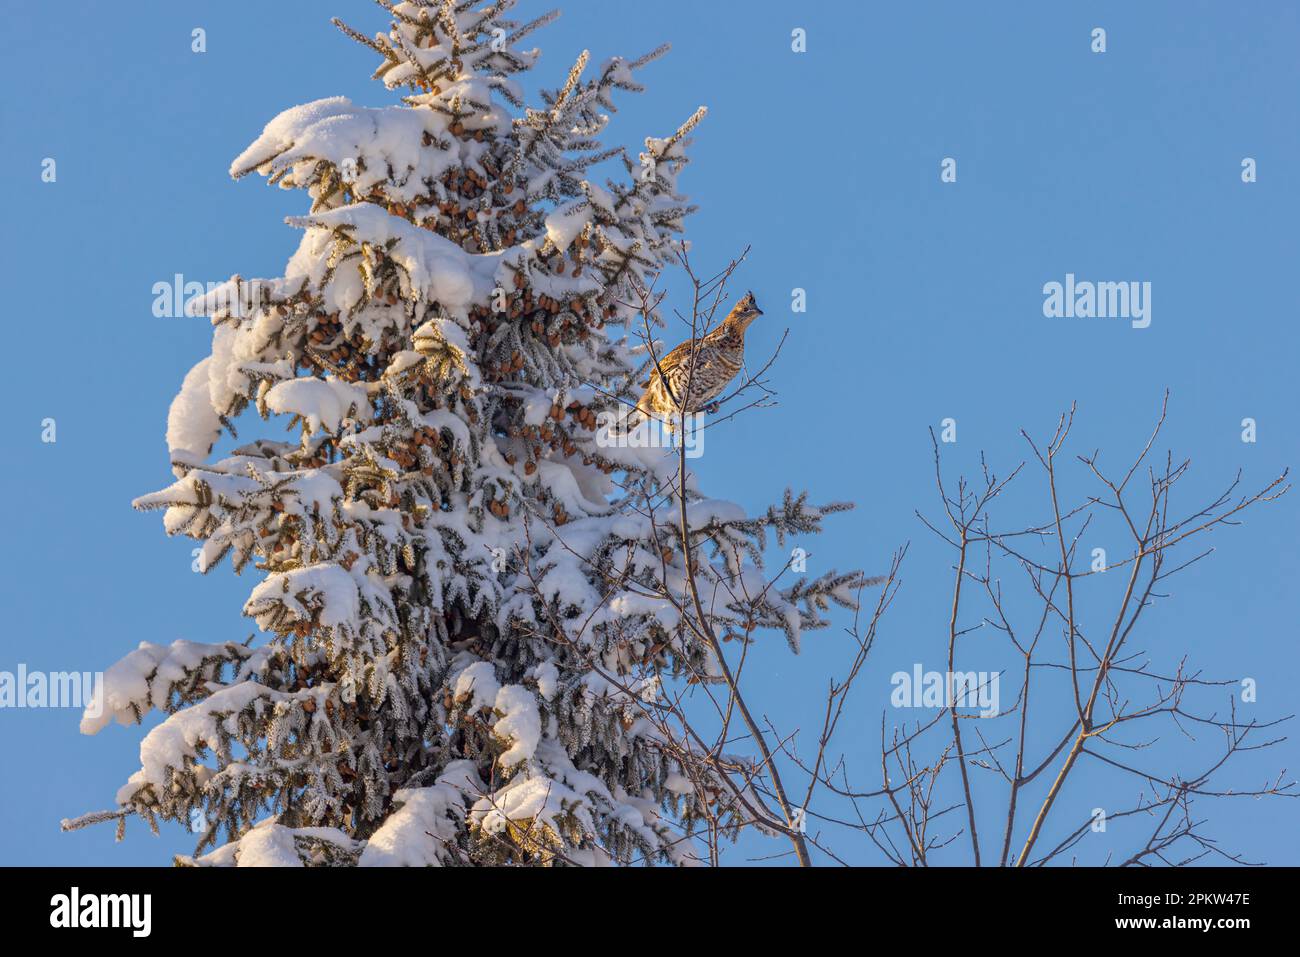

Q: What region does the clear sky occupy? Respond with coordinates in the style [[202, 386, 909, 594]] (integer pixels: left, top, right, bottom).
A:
[[1, 1, 1296, 866]]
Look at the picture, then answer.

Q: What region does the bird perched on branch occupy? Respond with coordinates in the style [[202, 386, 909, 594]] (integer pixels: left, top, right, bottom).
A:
[[626, 291, 763, 429]]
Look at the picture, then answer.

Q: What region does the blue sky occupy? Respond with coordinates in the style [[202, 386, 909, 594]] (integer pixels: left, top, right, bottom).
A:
[[1, 1, 1296, 866]]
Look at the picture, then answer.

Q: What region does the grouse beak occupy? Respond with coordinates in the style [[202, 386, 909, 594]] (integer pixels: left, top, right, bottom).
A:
[[729, 293, 762, 330]]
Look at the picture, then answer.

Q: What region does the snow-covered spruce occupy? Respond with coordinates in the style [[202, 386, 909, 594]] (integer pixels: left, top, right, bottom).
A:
[[66, 0, 866, 866]]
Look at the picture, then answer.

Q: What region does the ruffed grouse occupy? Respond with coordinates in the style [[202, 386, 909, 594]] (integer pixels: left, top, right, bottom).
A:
[[627, 291, 763, 428]]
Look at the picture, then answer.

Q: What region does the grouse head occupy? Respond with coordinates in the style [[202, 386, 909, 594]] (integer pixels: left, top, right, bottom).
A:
[[724, 291, 763, 333]]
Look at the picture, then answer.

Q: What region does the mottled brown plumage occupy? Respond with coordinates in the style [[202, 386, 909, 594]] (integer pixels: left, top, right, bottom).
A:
[[631, 291, 763, 426]]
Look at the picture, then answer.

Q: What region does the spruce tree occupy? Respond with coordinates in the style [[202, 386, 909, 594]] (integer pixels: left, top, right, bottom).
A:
[[67, 0, 865, 866]]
